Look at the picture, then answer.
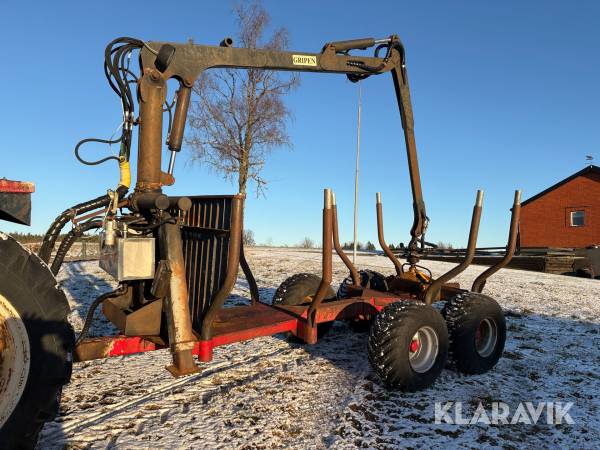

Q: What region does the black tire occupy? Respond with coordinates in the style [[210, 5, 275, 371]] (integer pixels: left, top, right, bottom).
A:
[[368, 301, 448, 391], [442, 292, 506, 374], [0, 235, 74, 449], [273, 273, 335, 338], [338, 270, 386, 332], [348, 319, 373, 333], [337, 269, 388, 299]]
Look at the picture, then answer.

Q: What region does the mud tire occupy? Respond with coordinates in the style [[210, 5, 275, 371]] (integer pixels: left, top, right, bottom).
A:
[[338, 270, 387, 333], [273, 273, 335, 338], [337, 269, 388, 299], [442, 292, 506, 374], [368, 301, 448, 391]]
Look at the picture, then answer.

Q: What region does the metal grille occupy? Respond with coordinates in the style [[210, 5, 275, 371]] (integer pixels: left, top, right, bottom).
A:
[[175, 196, 234, 331]]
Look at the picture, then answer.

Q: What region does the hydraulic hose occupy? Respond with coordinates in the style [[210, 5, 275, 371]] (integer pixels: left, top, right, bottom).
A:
[[50, 220, 103, 275], [39, 195, 111, 263], [75, 284, 128, 346], [39, 185, 128, 263]]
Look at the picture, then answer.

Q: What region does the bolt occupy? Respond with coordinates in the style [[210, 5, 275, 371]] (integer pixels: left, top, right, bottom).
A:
[[149, 70, 161, 82]]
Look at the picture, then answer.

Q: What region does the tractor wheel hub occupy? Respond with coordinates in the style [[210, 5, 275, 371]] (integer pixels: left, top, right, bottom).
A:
[[0, 294, 30, 428]]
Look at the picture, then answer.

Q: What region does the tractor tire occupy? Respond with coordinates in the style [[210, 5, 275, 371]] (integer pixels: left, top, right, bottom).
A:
[[337, 269, 388, 299], [0, 234, 74, 449], [442, 292, 506, 374], [273, 273, 335, 338], [368, 301, 448, 391]]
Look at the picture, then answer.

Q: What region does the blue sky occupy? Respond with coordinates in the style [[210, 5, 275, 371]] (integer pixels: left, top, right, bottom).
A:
[[1, 1, 599, 247]]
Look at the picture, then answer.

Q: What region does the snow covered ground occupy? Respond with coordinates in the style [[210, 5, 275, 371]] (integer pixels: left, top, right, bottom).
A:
[[37, 248, 600, 449]]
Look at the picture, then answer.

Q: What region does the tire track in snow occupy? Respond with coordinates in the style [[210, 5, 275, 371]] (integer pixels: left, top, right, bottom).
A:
[[39, 345, 306, 446]]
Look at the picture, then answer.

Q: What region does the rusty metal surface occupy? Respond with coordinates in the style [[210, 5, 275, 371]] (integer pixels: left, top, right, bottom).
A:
[[276, 296, 409, 324], [150, 260, 172, 299], [136, 69, 166, 192], [172, 195, 242, 331], [63, 35, 522, 368], [74, 336, 160, 362], [102, 295, 163, 336], [306, 189, 334, 331], [389, 56, 428, 265], [130, 192, 170, 211], [140, 40, 399, 84], [0, 192, 32, 225], [199, 196, 243, 340], [240, 242, 260, 305], [376, 193, 403, 275], [331, 197, 359, 286], [472, 190, 522, 292], [167, 85, 191, 152], [134, 36, 428, 268], [424, 191, 484, 304], [159, 216, 199, 375], [0, 179, 35, 194], [210, 302, 296, 336]]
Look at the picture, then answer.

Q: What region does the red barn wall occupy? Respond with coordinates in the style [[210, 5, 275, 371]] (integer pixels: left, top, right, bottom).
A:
[[520, 172, 600, 248]]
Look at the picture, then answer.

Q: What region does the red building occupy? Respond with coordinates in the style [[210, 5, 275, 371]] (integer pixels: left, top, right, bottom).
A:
[[519, 165, 600, 249]]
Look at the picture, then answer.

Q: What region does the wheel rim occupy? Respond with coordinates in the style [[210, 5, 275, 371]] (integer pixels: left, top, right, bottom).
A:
[[0, 294, 30, 428], [408, 326, 439, 373], [475, 318, 498, 358]]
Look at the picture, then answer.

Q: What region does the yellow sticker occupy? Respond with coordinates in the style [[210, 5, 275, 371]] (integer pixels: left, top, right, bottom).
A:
[[292, 54, 317, 66]]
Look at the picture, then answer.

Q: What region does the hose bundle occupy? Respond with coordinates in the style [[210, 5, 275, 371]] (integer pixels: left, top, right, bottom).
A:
[[41, 38, 146, 266], [74, 37, 145, 169], [39, 194, 112, 263], [50, 220, 103, 275]]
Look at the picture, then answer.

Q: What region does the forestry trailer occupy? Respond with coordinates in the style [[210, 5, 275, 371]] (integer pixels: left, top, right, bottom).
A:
[[0, 34, 520, 448]]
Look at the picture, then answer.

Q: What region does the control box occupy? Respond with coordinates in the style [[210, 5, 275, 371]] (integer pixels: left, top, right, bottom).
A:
[[99, 236, 155, 281]]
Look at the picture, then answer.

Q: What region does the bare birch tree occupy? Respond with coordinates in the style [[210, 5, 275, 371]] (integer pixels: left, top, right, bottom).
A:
[[186, 2, 299, 196]]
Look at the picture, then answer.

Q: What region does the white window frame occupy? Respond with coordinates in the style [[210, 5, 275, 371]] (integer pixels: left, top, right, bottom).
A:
[[570, 210, 585, 227]]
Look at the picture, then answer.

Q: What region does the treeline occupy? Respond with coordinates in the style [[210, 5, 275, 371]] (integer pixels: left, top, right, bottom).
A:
[[9, 232, 47, 244], [341, 241, 376, 251], [9, 232, 100, 244]]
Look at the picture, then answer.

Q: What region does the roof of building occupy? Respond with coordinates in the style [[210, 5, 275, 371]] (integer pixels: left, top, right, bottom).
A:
[[521, 165, 600, 207]]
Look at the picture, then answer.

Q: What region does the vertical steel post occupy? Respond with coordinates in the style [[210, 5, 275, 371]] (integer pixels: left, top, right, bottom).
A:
[[306, 189, 333, 340], [423, 190, 484, 305], [376, 192, 403, 275], [159, 219, 199, 376], [471, 190, 522, 292], [332, 192, 360, 286]]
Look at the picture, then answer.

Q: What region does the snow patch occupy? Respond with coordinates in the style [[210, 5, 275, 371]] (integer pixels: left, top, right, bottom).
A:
[[37, 248, 600, 449]]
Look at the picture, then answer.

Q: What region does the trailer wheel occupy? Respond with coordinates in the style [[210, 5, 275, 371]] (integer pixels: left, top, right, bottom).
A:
[[338, 270, 387, 333], [348, 318, 373, 333], [368, 301, 448, 391], [273, 273, 335, 337], [337, 269, 388, 299], [0, 234, 74, 449], [442, 292, 506, 374]]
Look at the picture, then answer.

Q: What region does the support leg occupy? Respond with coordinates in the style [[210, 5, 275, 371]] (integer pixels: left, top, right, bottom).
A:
[[159, 219, 199, 376]]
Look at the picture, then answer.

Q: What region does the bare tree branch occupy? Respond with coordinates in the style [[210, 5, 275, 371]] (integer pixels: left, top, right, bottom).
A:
[[186, 1, 299, 196]]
